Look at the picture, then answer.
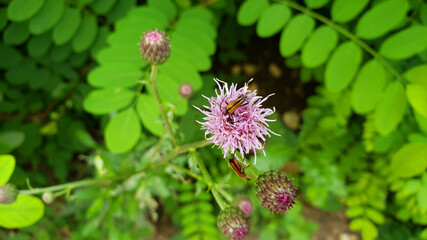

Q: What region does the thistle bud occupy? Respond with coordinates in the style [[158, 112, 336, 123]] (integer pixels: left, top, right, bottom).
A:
[[255, 170, 297, 214], [217, 207, 249, 240], [179, 83, 193, 99], [234, 195, 252, 217], [0, 183, 18, 204], [139, 29, 170, 65], [42, 192, 54, 204]]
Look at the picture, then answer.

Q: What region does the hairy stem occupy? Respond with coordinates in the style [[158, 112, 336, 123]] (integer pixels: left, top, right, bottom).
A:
[[278, 0, 407, 85], [19, 175, 129, 195], [192, 151, 228, 210], [150, 65, 178, 147]]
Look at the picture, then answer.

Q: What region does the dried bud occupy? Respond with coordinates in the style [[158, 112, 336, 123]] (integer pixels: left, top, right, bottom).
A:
[[235, 195, 252, 217], [255, 170, 297, 214], [0, 183, 18, 204], [179, 83, 193, 99], [139, 29, 170, 65], [217, 207, 249, 240]]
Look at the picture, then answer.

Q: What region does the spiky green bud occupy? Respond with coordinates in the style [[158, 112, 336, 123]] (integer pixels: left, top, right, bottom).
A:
[[255, 170, 297, 214], [217, 207, 249, 240], [139, 29, 170, 65]]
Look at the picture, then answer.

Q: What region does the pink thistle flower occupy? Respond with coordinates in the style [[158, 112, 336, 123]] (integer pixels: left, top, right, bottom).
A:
[[194, 79, 279, 163]]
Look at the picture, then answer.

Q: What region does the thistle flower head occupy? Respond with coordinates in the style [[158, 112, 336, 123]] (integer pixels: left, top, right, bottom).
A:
[[235, 195, 252, 217], [139, 29, 170, 65], [217, 207, 249, 240], [194, 79, 278, 163], [255, 170, 297, 214], [0, 183, 18, 204]]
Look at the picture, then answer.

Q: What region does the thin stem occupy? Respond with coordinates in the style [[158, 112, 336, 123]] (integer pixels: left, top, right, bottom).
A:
[[19, 175, 127, 195], [150, 140, 210, 168], [246, 165, 261, 180], [169, 163, 206, 183], [215, 185, 233, 203], [278, 0, 407, 85], [150, 65, 178, 147], [192, 151, 228, 210]]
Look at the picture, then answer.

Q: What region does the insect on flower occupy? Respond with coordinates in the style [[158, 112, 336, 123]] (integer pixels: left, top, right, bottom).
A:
[[194, 78, 279, 163], [228, 158, 254, 181]]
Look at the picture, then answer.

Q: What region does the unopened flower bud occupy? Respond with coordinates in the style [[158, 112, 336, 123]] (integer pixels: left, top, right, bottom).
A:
[[179, 83, 193, 98], [217, 207, 249, 240], [0, 184, 18, 204], [139, 29, 170, 65], [42, 192, 54, 204], [255, 170, 297, 214], [235, 195, 252, 217]]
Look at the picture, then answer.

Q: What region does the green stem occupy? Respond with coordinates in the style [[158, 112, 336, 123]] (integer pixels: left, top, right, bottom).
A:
[[215, 185, 233, 203], [192, 151, 228, 210], [150, 140, 210, 168], [278, 0, 407, 85], [150, 65, 178, 147], [19, 175, 127, 195], [169, 163, 206, 183]]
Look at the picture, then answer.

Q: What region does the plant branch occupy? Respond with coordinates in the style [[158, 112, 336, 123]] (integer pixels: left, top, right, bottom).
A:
[[150, 65, 178, 147], [19, 175, 129, 195], [192, 150, 228, 210], [277, 0, 408, 85]]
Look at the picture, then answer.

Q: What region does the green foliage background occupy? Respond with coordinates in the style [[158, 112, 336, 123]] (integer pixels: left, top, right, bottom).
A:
[[1, 0, 427, 239]]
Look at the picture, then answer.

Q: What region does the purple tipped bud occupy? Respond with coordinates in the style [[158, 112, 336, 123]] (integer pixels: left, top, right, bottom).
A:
[[255, 171, 297, 214], [235, 195, 252, 217], [217, 207, 249, 240], [139, 29, 170, 65], [0, 183, 18, 204], [179, 83, 193, 98]]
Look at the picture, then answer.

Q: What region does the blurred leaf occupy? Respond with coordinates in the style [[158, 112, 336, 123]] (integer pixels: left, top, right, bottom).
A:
[[366, 208, 385, 224], [72, 15, 98, 52], [0, 44, 22, 69], [0, 154, 15, 185], [29, 0, 64, 34], [351, 59, 387, 114], [304, 0, 329, 9], [418, 184, 427, 211], [90, 26, 110, 57], [346, 205, 364, 218], [27, 32, 51, 57], [0, 195, 44, 229], [331, 0, 369, 23], [3, 21, 30, 45], [50, 43, 72, 62], [280, 14, 315, 57], [6, 59, 37, 85], [325, 41, 362, 93], [83, 88, 134, 115], [88, 64, 142, 88], [415, 111, 427, 135], [380, 26, 427, 60], [374, 81, 406, 135], [90, 0, 116, 15], [391, 143, 427, 178], [86, 198, 104, 218], [349, 218, 378, 240], [136, 93, 163, 136], [406, 84, 427, 119], [7, 0, 44, 22], [106, 0, 136, 22], [356, 0, 408, 39], [0, 8, 7, 31], [105, 107, 141, 153], [148, 0, 176, 21], [237, 0, 269, 26], [52, 7, 81, 45], [256, 4, 291, 38], [170, 33, 211, 71], [301, 25, 338, 68], [159, 56, 203, 91], [96, 46, 143, 67], [0, 131, 25, 154]]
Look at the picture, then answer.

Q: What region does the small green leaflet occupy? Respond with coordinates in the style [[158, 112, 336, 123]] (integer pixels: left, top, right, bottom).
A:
[[380, 26, 427, 60], [391, 143, 427, 178], [0, 195, 45, 229]]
